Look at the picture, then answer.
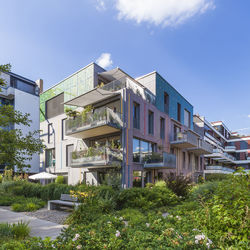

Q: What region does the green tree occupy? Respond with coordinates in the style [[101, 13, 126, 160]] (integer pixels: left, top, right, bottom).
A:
[[0, 64, 44, 172]]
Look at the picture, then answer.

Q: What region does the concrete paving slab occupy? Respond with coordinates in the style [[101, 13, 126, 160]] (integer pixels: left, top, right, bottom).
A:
[[0, 208, 66, 240]]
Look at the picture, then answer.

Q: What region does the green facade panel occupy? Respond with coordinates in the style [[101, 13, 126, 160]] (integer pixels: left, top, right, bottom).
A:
[[40, 64, 95, 122]]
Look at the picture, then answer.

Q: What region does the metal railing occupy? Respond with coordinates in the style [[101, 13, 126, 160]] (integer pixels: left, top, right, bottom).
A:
[[143, 152, 176, 168], [71, 147, 122, 165], [172, 131, 198, 146], [65, 107, 122, 135]]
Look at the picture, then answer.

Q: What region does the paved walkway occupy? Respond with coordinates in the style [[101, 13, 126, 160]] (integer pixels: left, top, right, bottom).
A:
[[0, 208, 66, 240]]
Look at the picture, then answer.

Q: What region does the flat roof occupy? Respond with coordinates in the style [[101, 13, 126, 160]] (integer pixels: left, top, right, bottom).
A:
[[6, 72, 36, 85]]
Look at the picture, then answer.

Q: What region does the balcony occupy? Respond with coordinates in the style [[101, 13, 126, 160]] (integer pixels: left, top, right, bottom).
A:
[[224, 146, 236, 152], [204, 148, 236, 163], [204, 165, 235, 174], [65, 107, 123, 139], [188, 140, 213, 155], [71, 147, 122, 168], [171, 131, 198, 149], [143, 152, 176, 169], [0, 86, 14, 99]]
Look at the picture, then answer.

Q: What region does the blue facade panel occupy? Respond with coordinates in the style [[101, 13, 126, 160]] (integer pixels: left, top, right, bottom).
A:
[[155, 73, 193, 129]]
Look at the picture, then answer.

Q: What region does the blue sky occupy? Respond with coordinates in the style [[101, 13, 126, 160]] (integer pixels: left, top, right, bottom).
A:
[[0, 0, 249, 134]]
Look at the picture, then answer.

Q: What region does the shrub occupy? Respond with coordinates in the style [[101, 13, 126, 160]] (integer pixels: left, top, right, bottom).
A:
[[0, 223, 12, 238], [205, 173, 229, 182], [117, 186, 178, 210], [0, 221, 30, 240], [0, 174, 3, 183], [11, 221, 30, 239], [55, 175, 65, 184], [155, 180, 166, 187], [164, 173, 192, 197], [189, 181, 220, 202]]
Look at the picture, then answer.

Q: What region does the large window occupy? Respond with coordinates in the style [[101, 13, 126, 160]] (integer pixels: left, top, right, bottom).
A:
[[46, 93, 64, 119], [148, 110, 154, 135], [133, 102, 140, 129], [160, 117, 165, 139], [184, 109, 191, 128], [133, 138, 156, 163], [66, 144, 74, 167], [133, 138, 140, 162], [61, 119, 66, 140], [10, 76, 38, 96], [48, 123, 53, 144], [177, 103, 181, 122], [164, 92, 169, 114], [46, 148, 55, 168]]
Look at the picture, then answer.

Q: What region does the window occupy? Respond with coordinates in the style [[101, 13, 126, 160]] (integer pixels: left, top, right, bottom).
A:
[[10, 76, 38, 96], [183, 152, 186, 169], [61, 119, 66, 140], [184, 109, 191, 128], [48, 123, 53, 144], [46, 93, 64, 119], [148, 110, 154, 135], [177, 103, 181, 122], [133, 171, 142, 187], [46, 148, 55, 168], [133, 138, 140, 162], [174, 125, 181, 140], [160, 117, 165, 139], [66, 144, 74, 167], [188, 153, 192, 170], [164, 92, 169, 114], [133, 102, 140, 129], [133, 137, 156, 163]]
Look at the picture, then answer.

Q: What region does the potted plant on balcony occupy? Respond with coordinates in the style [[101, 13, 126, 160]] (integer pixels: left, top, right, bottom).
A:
[[65, 108, 80, 120], [81, 105, 93, 123]]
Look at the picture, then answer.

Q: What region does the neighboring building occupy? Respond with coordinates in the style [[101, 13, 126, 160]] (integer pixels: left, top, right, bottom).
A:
[[40, 63, 212, 187], [194, 115, 250, 175], [0, 71, 41, 173]]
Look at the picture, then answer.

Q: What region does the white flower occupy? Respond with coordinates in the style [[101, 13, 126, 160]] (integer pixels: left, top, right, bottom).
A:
[[195, 240, 199, 244], [76, 245, 82, 249], [206, 242, 210, 248], [107, 221, 112, 224], [146, 223, 150, 227], [192, 228, 199, 231], [119, 217, 124, 220], [115, 230, 120, 237], [73, 233, 80, 241], [123, 220, 128, 227], [176, 216, 181, 220], [195, 234, 206, 241]]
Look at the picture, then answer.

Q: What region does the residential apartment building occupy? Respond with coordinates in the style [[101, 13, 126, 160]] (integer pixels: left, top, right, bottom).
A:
[[194, 115, 250, 175], [0, 71, 41, 173], [40, 63, 212, 187]]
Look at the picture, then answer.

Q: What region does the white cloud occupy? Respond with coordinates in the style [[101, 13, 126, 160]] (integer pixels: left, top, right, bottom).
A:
[[96, 53, 113, 68], [115, 0, 215, 27], [96, 0, 106, 11]]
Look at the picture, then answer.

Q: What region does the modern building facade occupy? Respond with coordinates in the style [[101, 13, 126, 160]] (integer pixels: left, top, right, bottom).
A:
[[40, 63, 212, 187], [194, 115, 250, 175], [0, 71, 41, 173]]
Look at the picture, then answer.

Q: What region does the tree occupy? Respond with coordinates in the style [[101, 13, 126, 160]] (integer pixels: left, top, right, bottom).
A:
[[0, 64, 11, 91], [0, 64, 44, 172]]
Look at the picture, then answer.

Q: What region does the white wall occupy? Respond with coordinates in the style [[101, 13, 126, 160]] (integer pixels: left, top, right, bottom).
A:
[[40, 111, 87, 183], [14, 89, 40, 173]]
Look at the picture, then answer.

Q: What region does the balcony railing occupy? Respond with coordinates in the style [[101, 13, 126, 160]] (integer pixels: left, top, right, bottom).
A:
[[100, 76, 156, 105], [171, 131, 198, 148], [143, 152, 176, 169], [65, 107, 122, 136], [71, 147, 122, 167]]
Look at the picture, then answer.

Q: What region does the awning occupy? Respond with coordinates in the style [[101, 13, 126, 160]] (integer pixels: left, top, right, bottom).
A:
[[64, 88, 119, 107], [99, 68, 130, 82], [29, 171, 57, 180]]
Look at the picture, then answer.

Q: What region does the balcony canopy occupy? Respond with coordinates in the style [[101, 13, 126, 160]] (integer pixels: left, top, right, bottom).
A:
[[64, 88, 119, 107], [99, 68, 131, 82]]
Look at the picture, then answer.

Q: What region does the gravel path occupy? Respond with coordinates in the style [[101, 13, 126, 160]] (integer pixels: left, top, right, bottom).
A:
[[0, 206, 71, 225]]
